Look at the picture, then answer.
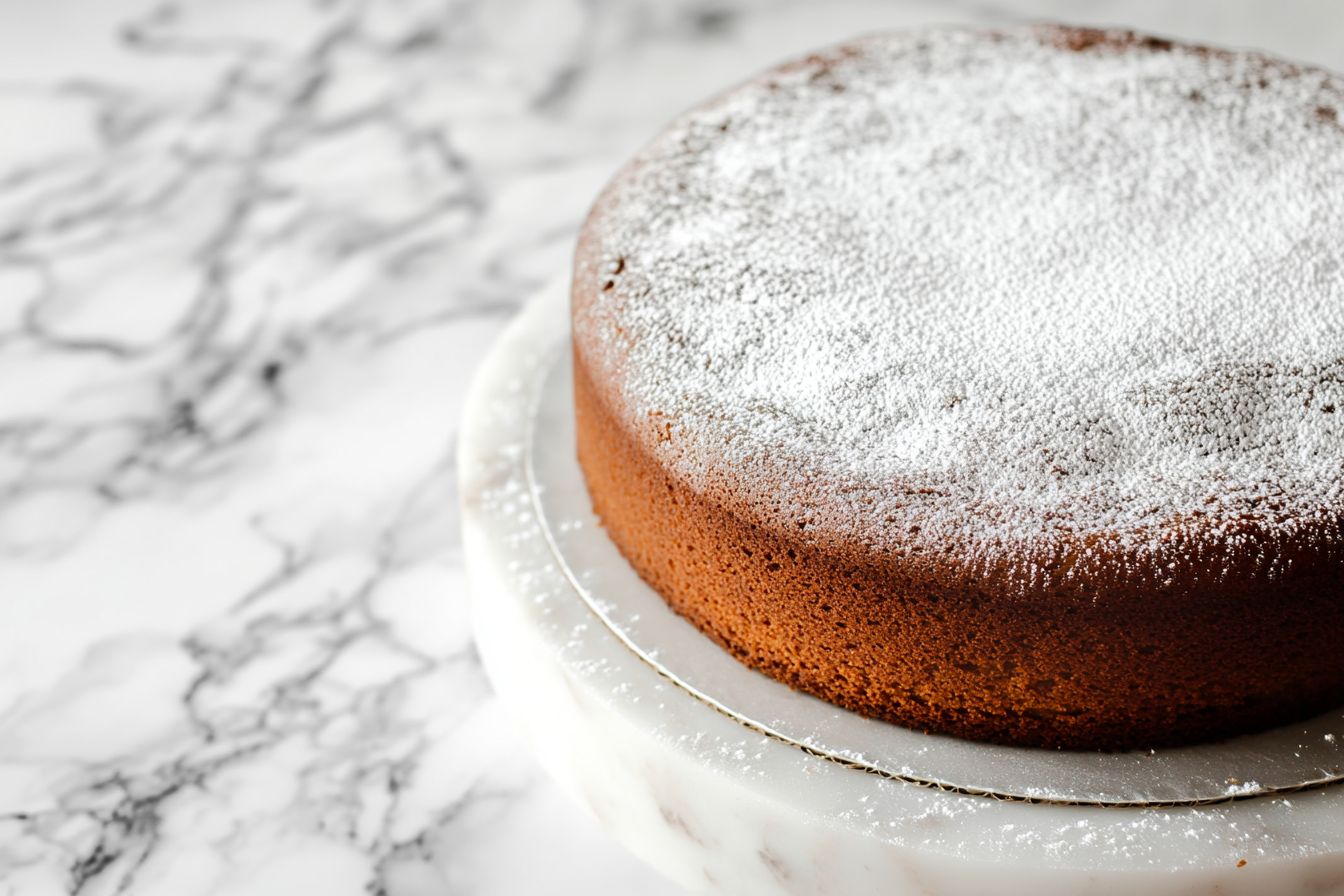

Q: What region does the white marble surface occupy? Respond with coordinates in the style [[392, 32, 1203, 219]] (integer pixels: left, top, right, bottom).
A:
[[1, 1, 1342, 893]]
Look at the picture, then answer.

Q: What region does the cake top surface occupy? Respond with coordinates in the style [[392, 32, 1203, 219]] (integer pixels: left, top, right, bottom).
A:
[[573, 25, 1344, 586]]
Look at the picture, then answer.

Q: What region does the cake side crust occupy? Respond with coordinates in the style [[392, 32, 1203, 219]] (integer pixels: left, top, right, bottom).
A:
[[574, 334, 1344, 750]]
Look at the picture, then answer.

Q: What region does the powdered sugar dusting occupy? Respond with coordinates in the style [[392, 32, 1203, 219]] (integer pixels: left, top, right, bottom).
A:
[[573, 26, 1344, 588]]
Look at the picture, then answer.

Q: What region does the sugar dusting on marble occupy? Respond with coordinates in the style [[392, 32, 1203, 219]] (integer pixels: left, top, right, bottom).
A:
[[575, 27, 1344, 583]]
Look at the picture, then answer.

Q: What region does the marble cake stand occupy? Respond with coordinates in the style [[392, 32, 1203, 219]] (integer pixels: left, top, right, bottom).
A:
[[459, 281, 1344, 896]]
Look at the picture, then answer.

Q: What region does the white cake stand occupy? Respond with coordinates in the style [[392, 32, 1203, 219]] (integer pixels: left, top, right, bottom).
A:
[[459, 281, 1344, 896]]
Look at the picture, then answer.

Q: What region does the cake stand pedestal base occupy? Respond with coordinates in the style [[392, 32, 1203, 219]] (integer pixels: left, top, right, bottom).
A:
[[459, 281, 1344, 896]]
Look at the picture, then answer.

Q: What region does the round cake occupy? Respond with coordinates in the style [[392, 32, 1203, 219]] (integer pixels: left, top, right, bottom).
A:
[[570, 24, 1344, 750]]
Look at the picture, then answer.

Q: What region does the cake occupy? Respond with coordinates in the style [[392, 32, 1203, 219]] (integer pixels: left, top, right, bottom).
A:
[[570, 24, 1344, 750]]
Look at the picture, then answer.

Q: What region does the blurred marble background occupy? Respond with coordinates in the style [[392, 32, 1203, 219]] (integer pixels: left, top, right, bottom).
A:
[[0, 0, 1341, 893]]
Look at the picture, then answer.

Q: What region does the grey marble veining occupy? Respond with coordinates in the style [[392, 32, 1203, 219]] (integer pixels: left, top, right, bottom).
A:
[[1, 0, 1342, 893]]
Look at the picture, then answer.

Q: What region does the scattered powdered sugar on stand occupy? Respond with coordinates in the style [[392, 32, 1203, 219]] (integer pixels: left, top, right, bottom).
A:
[[574, 26, 1344, 587]]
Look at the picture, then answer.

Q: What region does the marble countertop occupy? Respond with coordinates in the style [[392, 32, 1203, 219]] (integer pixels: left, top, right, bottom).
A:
[[1, 1, 1341, 893]]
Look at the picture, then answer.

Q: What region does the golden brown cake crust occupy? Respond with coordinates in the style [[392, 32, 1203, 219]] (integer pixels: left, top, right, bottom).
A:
[[576, 353, 1344, 749], [571, 25, 1344, 749]]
